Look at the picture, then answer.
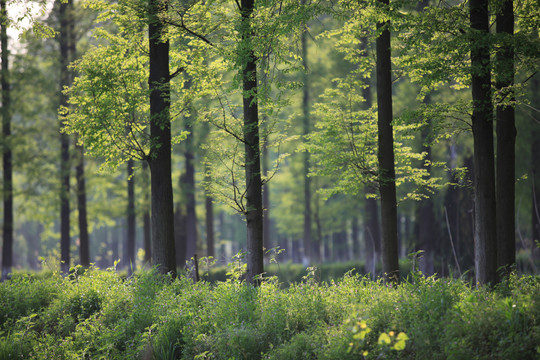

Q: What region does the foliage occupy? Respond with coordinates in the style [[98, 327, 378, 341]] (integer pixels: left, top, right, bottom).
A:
[[0, 266, 538, 359]]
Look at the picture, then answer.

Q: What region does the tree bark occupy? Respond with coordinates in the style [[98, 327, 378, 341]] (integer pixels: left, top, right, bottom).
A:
[[301, 4, 312, 265], [127, 159, 136, 275], [1, 0, 12, 281], [495, 0, 516, 275], [240, 0, 264, 284], [416, 95, 436, 275], [58, 0, 73, 275], [76, 144, 90, 267], [142, 161, 151, 264], [184, 120, 198, 262], [376, 0, 400, 283], [531, 73, 540, 261], [148, 0, 176, 276], [205, 187, 215, 258], [470, 0, 498, 285]]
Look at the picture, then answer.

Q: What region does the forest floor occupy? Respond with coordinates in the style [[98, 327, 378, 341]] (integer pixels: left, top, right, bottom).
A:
[[0, 265, 539, 359]]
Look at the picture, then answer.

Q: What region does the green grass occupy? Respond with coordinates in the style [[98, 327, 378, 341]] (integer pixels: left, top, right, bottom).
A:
[[0, 265, 539, 359]]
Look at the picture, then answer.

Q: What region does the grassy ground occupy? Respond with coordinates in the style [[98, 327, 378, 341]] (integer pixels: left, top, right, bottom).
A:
[[0, 264, 539, 359]]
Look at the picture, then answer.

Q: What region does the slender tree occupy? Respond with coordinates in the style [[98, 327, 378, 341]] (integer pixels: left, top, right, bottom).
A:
[[76, 143, 90, 267], [142, 161, 151, 264], [127, 159, 136, 275], [376, 0, 400, 282], [470, 0, 497, 285], [148, 0, 176, 275], [301, 0, 312, 265], [240, 0, 264, 284], [205, 174, 215, 258], [58, 0, 73, 274], [1, 0, 12, 281], [495, 0, 516, 275], [184, 117, 198, 263]]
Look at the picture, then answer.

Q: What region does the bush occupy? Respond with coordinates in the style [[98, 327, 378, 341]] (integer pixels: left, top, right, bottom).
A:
[[0, 266, 538, 359]]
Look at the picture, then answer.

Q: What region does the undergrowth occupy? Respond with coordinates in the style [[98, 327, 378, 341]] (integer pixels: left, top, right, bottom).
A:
[[0, 263, 539, 359]]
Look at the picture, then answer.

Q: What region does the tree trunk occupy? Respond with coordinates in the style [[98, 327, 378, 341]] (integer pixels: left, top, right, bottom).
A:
[[148, 0, 176, 276], [376, 0, 400, 283], [416, 95, 436, 275], [127, 159, 136, 275], [1, 0, 12, 281], [142, 161, 151, 264], [470, 0, 498, 285], [184, 121, 198, 262], [205, 188, 215, 258], [495, 0, 516, 275], [240, 0, 264, 284], [531, 73, 540, 261], [58, 0, 73, 275], [301, 0, 312, 266], [76, 143, 90, 267], [365, 195, 381, 277]]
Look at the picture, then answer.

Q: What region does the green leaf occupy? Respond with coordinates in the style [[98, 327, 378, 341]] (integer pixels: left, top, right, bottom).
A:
[[378, 333, 391, 345]]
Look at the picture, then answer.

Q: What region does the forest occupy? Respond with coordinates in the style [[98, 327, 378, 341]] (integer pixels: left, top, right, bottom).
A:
[[0, 0, 539, 358]]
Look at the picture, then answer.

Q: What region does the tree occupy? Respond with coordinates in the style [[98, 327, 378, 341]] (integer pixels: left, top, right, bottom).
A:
[[76, 143, 90, 267], [58, 0, 74, 274], [375, 0, 400, 282], [470, 0, 497, 285], [301, 0, 313, 265], [239, 0, 264, 283], [1, 0, 12, 281], [495, 0, 516, 275], [148, 0, 176, 275], [126, 159, 135, 275]]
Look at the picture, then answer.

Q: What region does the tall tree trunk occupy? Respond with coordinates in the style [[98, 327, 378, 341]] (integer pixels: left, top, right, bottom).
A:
[[59, 0, 73, 275], [365, 195, 381, 277], [531, 72, 540, 261], [262, 132, 270, 254], [184, 121, 198, 262], [142, 161, 151, 264], [376, 0, 400, 283], [1, 0, 12, 281], [205, 181, 215, 258], [240, 0, 264, 284], [148, 0, 176, 276], [495, 0, 516, 275], [416, 95, 436, 275], [301, 0, 312, 266], [76, 144, 90, 267], [470, 0, 498, 285], [126, 159, 136, 275]]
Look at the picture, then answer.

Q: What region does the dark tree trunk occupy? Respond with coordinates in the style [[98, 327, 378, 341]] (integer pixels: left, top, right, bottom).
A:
[[240, 0, 264, 284], [1, 0, 13, 281], [142, 161, 151, 264], [262, 136, 270, 254], [351, 216, 360, 260], [76, 144, 90, 267], [184, 122, 198, 262], [112, 225, 119, 267], [174, 204, 186, 267], [416, 95, 436, 275], [495, 0, 516, 275], [205, 188, 215, 258], [531, 73, 540, 260], [148, 0, 176, 276], [58, 0, 73, 275], [127, 159, 136, 275], [470, 0, 498, 285], [365, 195, 381, 277], [313, 190, 322, 262], [301, 0, 312, 265], [376, 0, 400, 283]]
